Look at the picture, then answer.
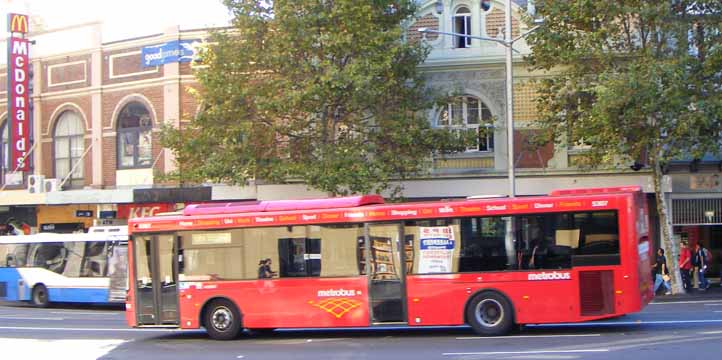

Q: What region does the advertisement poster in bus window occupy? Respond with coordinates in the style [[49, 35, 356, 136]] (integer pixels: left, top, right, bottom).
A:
[[418, 226, 455, 273], [108, 244, 128, 302]]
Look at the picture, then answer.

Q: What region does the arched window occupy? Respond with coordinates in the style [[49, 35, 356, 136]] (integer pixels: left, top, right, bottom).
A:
[[54, 111, 85, 188], [454, 6, 472, 48], [117, 101, 152, 169], [437, 95, 494, 152]]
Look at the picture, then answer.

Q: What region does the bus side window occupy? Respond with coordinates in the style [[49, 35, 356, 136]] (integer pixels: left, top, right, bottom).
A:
[[82, 242, 109, 277], [0, 244, 10, 267], [8, 244, 28, 267]]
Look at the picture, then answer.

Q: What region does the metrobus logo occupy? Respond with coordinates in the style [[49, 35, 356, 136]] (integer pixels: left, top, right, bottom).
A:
[[8, 13, 29, 33], [317, 288, 360, 297], [527, 271, 571, 281]]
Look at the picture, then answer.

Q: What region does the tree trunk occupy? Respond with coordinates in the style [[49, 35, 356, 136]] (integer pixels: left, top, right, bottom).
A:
[[652, 159, 683, 294]]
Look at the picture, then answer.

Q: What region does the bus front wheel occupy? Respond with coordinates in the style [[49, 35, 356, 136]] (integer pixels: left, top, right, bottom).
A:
[[32, 284, 50, 308], [204, 299, 242, 340], [466, 292, 514, 336]]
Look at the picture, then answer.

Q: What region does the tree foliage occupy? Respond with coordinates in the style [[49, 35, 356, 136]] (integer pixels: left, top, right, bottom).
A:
[[526, 0, 722, 293], [162, 0, 470, 197]]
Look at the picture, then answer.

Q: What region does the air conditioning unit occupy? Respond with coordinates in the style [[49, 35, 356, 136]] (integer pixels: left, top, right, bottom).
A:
[[44, 178, 61, 192], [27, 175, 45, 194]]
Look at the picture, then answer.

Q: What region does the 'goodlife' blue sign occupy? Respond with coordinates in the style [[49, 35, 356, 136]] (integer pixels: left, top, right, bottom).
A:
[[141, 39, 199, 67]]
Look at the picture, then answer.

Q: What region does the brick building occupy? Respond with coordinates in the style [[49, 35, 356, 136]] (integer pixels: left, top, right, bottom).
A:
[[0, 23, 270, 232], [0, 2, 720, 277]]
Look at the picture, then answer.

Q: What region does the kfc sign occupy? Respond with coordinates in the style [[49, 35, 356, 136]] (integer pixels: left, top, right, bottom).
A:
[[117, 203, 175, 219], [8, 35, 30, 171]]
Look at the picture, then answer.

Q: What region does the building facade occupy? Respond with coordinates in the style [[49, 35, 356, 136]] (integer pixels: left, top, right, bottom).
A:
[[0, 1, 719, 276], [406, 0, 721, 277]]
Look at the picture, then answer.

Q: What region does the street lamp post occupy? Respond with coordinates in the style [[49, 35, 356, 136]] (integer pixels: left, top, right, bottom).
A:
[[419, 1, 541, 198]]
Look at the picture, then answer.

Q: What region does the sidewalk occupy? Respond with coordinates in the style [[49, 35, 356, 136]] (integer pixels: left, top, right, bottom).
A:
[[652, 279, 722, 302]]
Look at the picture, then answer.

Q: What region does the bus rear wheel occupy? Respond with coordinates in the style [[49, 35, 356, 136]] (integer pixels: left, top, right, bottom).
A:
[[32, 284, 50, 308], [466, 292, 514, 336], [204, 299, 242, 340]]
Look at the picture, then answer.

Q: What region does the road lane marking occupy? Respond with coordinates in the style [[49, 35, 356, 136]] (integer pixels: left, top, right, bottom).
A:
[[50, 311, 122, 316], [443, 349, 609, 356], [530, 319, 722, 327], [0, 326, 190, 332], [650, 300, 722, 305], [456, 334, 601, 340], [0, 338, 125, 360], [0, 316, 64, 321], [699, 330, 722, 334]]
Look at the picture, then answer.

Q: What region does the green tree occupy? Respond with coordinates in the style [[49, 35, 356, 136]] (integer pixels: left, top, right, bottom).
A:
[[162, 0, 471, 198], [526, 1, 722, 293]]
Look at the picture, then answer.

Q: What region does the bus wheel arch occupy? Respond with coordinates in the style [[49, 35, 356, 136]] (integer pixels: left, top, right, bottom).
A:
[[464, 289, 515, 336], [32, 283, 50, 307], [201, 297, 243, 340]]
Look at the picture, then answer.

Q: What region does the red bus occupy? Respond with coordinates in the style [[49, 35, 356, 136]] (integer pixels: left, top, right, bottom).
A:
[[125, 186, 653, 340]]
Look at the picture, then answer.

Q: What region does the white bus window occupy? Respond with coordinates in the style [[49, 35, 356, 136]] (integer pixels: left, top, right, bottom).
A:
[[179, 230, 245, 281], [82, 241, 110, 277], [28, 243, 68, 274]]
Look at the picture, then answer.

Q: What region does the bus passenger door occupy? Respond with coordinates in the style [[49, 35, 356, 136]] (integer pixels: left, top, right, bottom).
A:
[[367, 223, 407, 324], [134, 234, 179, 326]]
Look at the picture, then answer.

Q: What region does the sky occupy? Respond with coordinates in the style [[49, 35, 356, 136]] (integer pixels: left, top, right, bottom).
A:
[[1, 0, 233, 41]]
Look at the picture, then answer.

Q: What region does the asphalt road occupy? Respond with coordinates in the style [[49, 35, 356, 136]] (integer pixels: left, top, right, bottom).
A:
[[2, 294, 722, 360]]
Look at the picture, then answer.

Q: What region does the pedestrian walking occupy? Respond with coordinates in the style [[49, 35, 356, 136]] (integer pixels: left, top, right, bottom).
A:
[[678, 241, 692, 292], [693, 242, 710, 290], [652, 248, 672, 295]]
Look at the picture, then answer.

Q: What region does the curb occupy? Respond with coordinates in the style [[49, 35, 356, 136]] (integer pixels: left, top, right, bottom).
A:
[[651, 285, 722, 303]]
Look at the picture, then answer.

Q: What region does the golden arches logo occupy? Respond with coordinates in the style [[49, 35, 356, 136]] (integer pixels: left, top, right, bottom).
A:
[[9, 14, 29, 34], [309, 298, 361, 319]]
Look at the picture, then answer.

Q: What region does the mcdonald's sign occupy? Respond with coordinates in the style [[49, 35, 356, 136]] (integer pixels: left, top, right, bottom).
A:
[[8, 13, 29, 34], [7, 36, 30, 171]]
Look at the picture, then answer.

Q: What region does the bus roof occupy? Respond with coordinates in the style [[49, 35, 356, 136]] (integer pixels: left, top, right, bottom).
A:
[[183, 195, 385, 216], [549, 186, 642, 196], [0, 227, 128, 244]]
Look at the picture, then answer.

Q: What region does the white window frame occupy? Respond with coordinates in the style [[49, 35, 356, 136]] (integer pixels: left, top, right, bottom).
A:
[[453, 7, 472, 48], [53, 111, 85, 188], [437, 96, 494, 152]]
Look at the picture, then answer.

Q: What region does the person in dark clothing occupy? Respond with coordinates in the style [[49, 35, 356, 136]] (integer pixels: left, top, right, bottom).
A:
[[652, 248, 672, 295], [693, 243, 710, 290], [258, 258, 276, 279]]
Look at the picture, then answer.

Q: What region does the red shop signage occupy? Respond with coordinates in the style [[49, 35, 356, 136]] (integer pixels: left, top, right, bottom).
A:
[[8, 35, 30, 171], [117, 203, 175, 219]]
